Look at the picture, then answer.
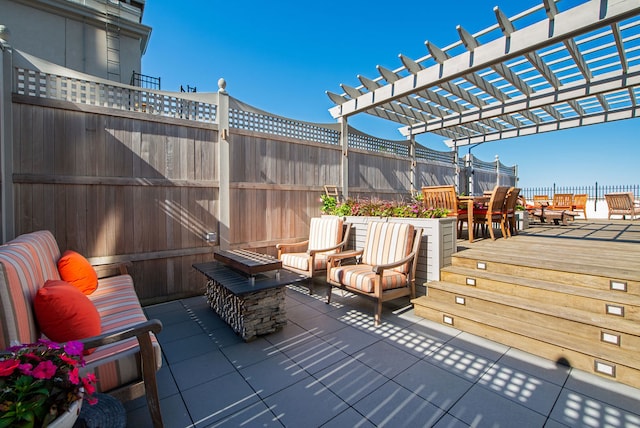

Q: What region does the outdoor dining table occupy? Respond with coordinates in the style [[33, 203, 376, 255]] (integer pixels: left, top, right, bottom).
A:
[[458, 195, 490, 243]]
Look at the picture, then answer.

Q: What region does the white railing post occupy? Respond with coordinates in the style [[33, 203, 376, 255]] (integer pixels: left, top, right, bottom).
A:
[[409, 133, 416, 196], [0, 26, 15, 242], [217, 78, 230, 250]]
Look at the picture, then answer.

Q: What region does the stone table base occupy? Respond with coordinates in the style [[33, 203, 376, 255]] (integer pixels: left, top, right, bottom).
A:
[[205, 278, 287, 341]]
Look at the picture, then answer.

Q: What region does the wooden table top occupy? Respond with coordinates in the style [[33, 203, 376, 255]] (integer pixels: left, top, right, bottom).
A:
[[213, 249, 282, 275]]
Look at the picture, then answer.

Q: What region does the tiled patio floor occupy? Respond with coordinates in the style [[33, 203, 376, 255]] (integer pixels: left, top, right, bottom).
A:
[[126, 282, 640, 427]]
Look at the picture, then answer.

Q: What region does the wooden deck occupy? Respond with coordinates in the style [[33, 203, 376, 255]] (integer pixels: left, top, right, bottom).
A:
[[412, 219, 640, 388]]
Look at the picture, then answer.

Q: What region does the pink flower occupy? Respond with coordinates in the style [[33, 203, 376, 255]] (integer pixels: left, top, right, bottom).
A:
[[64, 341, 84, 357], [0, 359, 19, 376], [32, 360, 57, 379], [82, 373, 97, 395], [18, 363, 33, 375]]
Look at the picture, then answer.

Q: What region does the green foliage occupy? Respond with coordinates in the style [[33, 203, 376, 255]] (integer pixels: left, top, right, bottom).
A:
[[320, 195, 449, 218]]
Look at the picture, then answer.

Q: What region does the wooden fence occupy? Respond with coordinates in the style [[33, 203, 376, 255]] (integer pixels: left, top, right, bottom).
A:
[[1, 47, 517, 303]]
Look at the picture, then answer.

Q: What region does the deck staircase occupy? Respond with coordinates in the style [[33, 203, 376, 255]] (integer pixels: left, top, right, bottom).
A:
[[412, 233, 640, 388]]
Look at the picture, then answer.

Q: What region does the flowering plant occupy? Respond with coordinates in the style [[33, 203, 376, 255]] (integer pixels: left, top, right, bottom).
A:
[[321, 195, 449, 218], [0, 339, 97, 428]]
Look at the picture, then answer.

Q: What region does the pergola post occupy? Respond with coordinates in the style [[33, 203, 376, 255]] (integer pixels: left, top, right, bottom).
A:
[[217, 78, 230, 250], [339, 117, 348, 200], [409, 133, 417, 195], [495, 155, 500, 187], [0, 27, 15, 243]]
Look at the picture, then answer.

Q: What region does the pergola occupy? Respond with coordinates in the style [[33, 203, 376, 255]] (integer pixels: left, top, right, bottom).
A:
[[327, 0, 640, 194]]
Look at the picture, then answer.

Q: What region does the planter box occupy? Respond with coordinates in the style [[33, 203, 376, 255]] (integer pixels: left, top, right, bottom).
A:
[[339, 216, 457, 294], [516, 211, 529, 230]]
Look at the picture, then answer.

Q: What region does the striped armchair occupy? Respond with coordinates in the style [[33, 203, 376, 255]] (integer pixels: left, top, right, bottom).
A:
[[276, 217, 351, 293], [326, 222, 422, 325], [0, 231, 164, 427]]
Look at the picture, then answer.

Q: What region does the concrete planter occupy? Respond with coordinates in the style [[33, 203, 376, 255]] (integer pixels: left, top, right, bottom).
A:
[[339, 216, 457, 294]]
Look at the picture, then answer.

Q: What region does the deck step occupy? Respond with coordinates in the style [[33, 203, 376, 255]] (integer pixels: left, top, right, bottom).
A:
[[413, 232, 640, 388], [440, 266, 640, 321], [412, 296, 640, 387]]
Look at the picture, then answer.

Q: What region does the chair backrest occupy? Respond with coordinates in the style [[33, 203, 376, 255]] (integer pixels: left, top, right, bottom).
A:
[[573, 194, 587, 209], [533, 195, 549, 206], [504, 187, 521, 213], [552, 194, 573, 210], [362, 222, 414, 273], [605, 192, 635, 211], [421, 185, 458, 215], [308, 217, 344, 253], [486, 186, 510, 214], [0, 231, 62, 349]]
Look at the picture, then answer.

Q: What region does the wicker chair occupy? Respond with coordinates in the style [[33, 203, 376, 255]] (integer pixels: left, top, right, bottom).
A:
[[276, 217, 350, 293], [326, 222, 422, 326]]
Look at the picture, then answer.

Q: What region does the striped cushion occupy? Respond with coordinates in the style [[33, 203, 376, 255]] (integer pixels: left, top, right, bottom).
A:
[[329, 264, 408, 293], [281, 252, 329, 272], [361, 222, 414, 274], [308, 217, 343, 253], [84, 275, 161, 392], [0, 231, 62, 349]]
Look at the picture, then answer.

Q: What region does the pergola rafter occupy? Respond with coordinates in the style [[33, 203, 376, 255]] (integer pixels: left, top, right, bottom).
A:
[[327, 0, 640, 148]]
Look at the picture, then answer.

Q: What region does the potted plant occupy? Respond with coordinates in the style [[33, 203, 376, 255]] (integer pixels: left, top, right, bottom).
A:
[[0, 339, 97, 428]]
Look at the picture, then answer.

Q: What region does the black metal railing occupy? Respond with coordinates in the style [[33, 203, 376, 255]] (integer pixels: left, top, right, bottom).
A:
[[130, 71, 160, 90]]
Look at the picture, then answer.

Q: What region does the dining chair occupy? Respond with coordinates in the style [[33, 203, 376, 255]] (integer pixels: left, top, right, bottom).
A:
[[503, 187, 521, 237], [572, 194, 588, 219], [473, 186, 510, 240], [421, 185, 467, 237]]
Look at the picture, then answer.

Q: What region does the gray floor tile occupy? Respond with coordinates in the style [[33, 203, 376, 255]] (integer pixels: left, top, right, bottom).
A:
[[170, 349, 237, 390], [447, 332, 509, 362], [449, 384, 547, 427], [497, 347, 570, 386], [126, 393, 192, 428], [353, 380, 445, 427], [548, 388, 640, 428], [205, 323, 245, 348], [221, 337, 282, 369], [320, 325, 381, 355], [477, 360, 563, 415], [356, 340, 420, 378], [563, 368, 640, 414], [426, 342, 498, 383], [292, 312, 349, 337], [281, 336, 349, 375], [263, 322, 315, 350], [393, 359, 473, 411], [157, 318, 205, 343], [264, 377, 348, 427], [162, 332, 221, 364], [202, 401, 284, 427], [144, 300, 186, 319], [320, 408, 375, 428], [181, 371, 261, 427], [432, 413, 471, 427], [239, 353, 309, 398], [313, 356, 389, 405]]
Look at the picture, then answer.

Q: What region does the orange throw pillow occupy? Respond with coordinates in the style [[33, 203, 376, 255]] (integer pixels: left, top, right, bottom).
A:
[[58, 250, 98, 295], [34, 280, 101, 352]]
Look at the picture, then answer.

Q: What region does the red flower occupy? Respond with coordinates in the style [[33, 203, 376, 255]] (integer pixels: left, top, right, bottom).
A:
[[18, 363, 33, 375], [32, 360, 57, 379], [0, 359, 19, 376], [68, 367, 80, 385]]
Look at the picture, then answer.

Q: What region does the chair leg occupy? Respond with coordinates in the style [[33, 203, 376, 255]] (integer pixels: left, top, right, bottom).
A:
[[375, 300, 382, 326], [326, 284, 332, 304]]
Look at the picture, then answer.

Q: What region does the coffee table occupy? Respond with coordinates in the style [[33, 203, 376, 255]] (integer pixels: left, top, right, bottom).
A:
[[193, 250, 305, 341]]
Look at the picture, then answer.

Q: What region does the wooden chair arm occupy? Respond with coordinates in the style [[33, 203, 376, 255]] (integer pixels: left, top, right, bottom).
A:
[[308, 241, 346, 255], [78, 318, 163, 349], [373, 251, 417, 274], [327, 250, 362, 263], [276, 240, 309, 257]]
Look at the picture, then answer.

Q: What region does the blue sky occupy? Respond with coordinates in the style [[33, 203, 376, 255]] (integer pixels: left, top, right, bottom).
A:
[[141, 0, 639, 189]]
